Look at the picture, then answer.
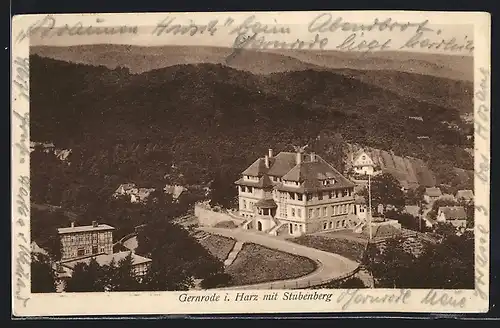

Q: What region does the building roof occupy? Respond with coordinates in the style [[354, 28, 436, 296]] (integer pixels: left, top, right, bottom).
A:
[[31, 241, 49, 255], [255, 199, 278, 208], [425, 187, 442, 197], [404, 205, 420, 217], [456, 189, 474, 200], [239, 151, 354, 193], [58, 223, 115, 235], [235, 175, 274, 189], [353, 149, 374, 167], [61, 251, 152, 270], [267, 152, 306, 177], [438, 206, 467, 220], [355, 196, 366, 205], [115, 183, 136, 193], [164, 185, 186, 199]]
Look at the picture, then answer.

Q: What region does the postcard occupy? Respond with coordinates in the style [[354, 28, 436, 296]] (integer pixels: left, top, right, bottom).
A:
[[11, 11, 491, 317]]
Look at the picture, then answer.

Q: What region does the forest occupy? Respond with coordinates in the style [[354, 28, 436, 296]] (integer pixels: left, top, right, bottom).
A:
[[30, 54, 473, 191]]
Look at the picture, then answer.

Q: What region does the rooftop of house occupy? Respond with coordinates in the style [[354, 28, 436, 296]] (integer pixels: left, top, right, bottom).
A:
[[352, 149, 375, 166], [456, 189, 474, 200], [61, 251, 152, 270], [355, 195, 366, 205], [438, 206, 467, 220], [237, 150, 354, 193], [58, 222, 115, 235], [425, 187, 442, 197], [404, 205, 420, 217], [31, 241, 49, 256]]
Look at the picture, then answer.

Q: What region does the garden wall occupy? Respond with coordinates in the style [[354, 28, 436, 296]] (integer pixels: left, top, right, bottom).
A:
[[195, 203, 245, 227]]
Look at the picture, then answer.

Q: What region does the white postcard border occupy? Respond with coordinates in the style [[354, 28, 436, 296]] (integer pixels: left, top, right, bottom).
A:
[[11, 11, 491, 317]]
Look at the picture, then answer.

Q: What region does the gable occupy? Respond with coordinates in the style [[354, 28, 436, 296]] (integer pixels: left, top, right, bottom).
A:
[[353, 151, 374, 167]]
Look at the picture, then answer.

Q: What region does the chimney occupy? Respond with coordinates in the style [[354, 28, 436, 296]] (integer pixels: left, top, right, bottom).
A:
[[268, 148, 273, 158], [310, 152, 316, 162], [71, 221, 75, 228], [296, 152, 302, 165], [264, 154, 270, 168], [92, 221, 98, 228]]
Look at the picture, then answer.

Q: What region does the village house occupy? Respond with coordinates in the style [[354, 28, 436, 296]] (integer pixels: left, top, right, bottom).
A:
[[423, 187, 442, 203], [58, 221, 114, 260], [352, 149, 377, 176], [235, 148, 359, 236], [353, 195, 368, 222], [456, 189, 474, 202], [113, 184, 155, 203], [163, 184, 186, 200], [436, 206, 467, 228]]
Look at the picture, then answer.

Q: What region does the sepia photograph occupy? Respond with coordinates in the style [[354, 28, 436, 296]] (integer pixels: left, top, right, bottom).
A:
[[12, 11, 491, 316]]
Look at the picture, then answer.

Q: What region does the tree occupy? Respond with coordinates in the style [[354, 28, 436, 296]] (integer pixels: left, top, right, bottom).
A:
[[65, 258, 108, 292], [458, 199, 475, 228], [313, 131, 347, 173], [136, 214, 224, 291], [384, 210, 428, 232], [365, 238, 418, 288], [31, 254, 57, 293], [416, 231, 474, 288], [209, 171, 237, 209], [362, 173, 405, 214], [106, 253, 142, 291]]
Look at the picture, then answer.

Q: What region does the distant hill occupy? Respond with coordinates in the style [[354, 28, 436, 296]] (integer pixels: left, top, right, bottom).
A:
[[31, 45, 474, 115], [29, 55, 473, 188], [31, 45, 473, 81]]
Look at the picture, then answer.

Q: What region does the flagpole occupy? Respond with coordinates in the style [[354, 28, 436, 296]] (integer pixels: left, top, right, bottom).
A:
[[368, 173, 373, 241]]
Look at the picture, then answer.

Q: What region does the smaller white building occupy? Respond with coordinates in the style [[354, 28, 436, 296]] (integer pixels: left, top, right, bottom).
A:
[[352, 150, 376, 176], [354, 195, 368, 222]]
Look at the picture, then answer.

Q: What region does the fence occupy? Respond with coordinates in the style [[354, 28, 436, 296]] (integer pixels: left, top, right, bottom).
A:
[[218, 266, 361, 290]]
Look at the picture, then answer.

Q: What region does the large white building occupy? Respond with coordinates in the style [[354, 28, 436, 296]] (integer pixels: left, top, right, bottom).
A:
[[235, 149, 359, 236]]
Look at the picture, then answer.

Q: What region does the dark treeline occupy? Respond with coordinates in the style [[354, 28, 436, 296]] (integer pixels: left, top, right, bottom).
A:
[[30, 54, 472, 190]]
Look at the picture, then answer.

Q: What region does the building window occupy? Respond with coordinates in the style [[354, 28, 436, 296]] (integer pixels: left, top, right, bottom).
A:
[[329, 221, 333, 229], [291, 208, 296, 217], [243, 200, 247, 209], [297, 208, 302, 218], [306, 193, 313, 201], [318, 193, 323, 200], [336, 221, 341, 228], [323, 222, 327, 230], [92, 246, 98, 254], [342, 220, 346, 227], [77, 248, 85, 257], [328, 191, 333, 199], [360, 207, 365, 213], [315, 208, 320, 217], [289, 192, 296, 200], [297, 194, 303, 201], [322, 207, 327, 216], [294, 224, 298, 231], [248, 187, 253, 193], [308, 209, 313, 218]]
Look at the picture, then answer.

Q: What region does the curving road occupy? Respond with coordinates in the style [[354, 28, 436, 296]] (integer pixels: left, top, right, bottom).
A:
[[199, 227, 359, 290]]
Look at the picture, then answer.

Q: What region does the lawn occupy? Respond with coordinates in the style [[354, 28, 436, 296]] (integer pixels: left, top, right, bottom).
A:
[[290, 235, 367, 262], [226, 243, 317, 286], [198, 234, 236, 261]]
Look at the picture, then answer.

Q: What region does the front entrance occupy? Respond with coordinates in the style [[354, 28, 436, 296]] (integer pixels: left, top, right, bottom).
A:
[[257, 221, 263, 231], [289, 223, 293, 234]]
